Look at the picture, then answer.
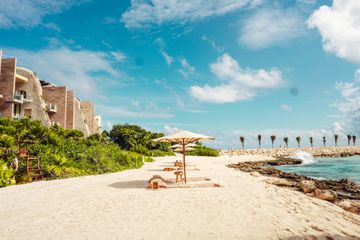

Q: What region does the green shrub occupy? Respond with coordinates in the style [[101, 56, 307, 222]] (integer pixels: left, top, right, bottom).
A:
[[187, 145, 220, 157], [0, 161, 15, 187], [150, 149, 175, 157], [144, 156, 155, 162], [0, 117, 144, 186]]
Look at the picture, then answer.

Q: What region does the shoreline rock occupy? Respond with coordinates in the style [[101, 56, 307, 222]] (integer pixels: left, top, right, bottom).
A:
[[227, 158, 360, 214]]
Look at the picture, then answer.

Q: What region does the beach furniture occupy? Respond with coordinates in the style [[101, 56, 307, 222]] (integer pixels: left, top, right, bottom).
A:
[[174, 171, 184, 183], [154, 130, 214, 183]]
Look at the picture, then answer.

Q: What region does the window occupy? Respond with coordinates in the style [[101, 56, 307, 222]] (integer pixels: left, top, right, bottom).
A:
[[13, 103, 21, 117], [19, 90, 27, 99]]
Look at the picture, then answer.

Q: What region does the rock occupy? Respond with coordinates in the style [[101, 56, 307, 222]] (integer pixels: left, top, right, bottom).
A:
[[299, 180, 316, 193], [266, 178, 297, 187], [314, 189, 337, 202], [336, 200, 360, 214], [250, 172, 261, 177]]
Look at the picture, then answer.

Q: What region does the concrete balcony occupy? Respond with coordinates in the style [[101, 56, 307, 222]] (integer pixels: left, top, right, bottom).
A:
[[13, 94, 24, 104], [15, 73, 29, 83], [47, 103, 57, 113]]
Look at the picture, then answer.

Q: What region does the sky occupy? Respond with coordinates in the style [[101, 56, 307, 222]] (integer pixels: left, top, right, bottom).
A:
[[1, 0, 360, 149]]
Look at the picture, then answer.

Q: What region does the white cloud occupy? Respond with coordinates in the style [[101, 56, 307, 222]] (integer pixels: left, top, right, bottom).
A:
[[190, 53, 284, 103], [308, 0, 360, 64], [161, 51, 174, 66], [121, 0, 262, 29], [201, 36, 225, 52], [154, 38, 174, 66], [98, 105, 173, 119], [239, 7, 306, 49], [333, 70, 360, 135], [164, 125, 180, 134], [281, 104, 292, 111], [178, 57, 195, 78], [102, 17, 118, 24], [3, 46, 121, 99], [110, 51, 127, 62], [0, 0, 87, 29]]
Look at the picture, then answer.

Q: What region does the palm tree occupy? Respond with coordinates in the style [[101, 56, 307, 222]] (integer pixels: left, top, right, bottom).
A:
[[323, 136, 326, 147], [283, 137, 288, 148], [334, 134, 339, 147], [347, 135, 352, 146], [257, 134, 262, 149], [240, 136, 245, 150], [270, 135, 276, 148], [309, 137, 314, 148], [296, 136, 301, 148], [352, 135, 356, 146]]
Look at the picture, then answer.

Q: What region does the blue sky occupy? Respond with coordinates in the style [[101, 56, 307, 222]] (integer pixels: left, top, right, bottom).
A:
[[1, 0, 360, 148]]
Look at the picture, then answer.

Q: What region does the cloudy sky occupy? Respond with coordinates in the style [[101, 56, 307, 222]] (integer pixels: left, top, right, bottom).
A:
[[1, 0, 360, 148]]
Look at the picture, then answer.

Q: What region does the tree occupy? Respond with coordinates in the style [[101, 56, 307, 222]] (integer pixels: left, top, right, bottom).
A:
[[309, 137, 314, 148], [109, 124, 169, 151], [270, 135, 276, 148], [347, 135, 352, 146], [296, 136, 301, 148], [352, 135, 357, 146], [334, 134, 339, 147], [283, 137, 288, 148], [239, 136, 245, 150], [257, 134, 262, 149], [323, 136, 326, 147]]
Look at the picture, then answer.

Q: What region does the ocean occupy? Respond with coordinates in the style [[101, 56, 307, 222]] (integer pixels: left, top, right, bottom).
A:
[[276, 156, 360, 184]]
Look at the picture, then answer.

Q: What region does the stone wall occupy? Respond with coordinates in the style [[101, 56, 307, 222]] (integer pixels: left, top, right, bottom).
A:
[[80, 101, 94, 133], [15, 68, 51, 127], [42, 86, 68, 128], [222, 146, 360, 158], [0, 58, 16, 118], [73, 98, 90, 137]]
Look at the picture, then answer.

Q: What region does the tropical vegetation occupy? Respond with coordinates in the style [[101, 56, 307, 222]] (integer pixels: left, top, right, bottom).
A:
[[0, 118, 144, 187]]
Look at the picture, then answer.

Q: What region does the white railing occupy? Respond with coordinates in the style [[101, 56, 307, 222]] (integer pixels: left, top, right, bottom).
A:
[[47, 103, 57, 113], [13, 94, 24, 103]]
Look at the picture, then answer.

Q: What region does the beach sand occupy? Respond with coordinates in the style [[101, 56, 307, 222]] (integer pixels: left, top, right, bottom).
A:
[[0, 154, 360, 240]]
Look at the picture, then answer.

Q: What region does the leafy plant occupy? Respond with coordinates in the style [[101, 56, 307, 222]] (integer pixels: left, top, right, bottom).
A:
[[187, 145, 219, 157], [0, 161, 15, 187]]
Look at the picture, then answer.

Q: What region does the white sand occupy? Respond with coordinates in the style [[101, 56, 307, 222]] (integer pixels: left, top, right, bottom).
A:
[[0, 154, 360, 240]]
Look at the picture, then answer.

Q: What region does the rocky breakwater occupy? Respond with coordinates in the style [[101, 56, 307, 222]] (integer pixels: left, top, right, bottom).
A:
[[228, 158, 360, 214], [222, 146, 360, 158]]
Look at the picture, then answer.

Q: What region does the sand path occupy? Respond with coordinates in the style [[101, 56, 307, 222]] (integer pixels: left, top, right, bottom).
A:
[[0, 155, 360, 240]]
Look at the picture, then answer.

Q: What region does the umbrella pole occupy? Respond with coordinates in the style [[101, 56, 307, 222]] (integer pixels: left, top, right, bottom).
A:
[[182, 141, 187, 184]]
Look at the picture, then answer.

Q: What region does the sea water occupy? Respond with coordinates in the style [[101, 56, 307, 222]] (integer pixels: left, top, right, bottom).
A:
[[276, 156, 360, 184]]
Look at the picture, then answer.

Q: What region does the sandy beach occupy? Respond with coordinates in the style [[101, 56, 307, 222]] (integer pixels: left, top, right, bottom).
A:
[[1, 154, 360, 240]]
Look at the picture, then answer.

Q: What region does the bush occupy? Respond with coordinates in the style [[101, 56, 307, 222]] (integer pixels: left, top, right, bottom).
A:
[[144, 157, 155, 162], [187, 145, 220, 157], [0, 161, 15, 187], [0, 117, 144, 186]]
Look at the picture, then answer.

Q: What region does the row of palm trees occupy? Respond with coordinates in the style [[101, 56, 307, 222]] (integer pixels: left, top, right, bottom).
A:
[[239, 134, 357, 149]]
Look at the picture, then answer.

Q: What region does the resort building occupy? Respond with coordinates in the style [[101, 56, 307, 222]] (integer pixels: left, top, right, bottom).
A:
[[0, 50, 101, 136]]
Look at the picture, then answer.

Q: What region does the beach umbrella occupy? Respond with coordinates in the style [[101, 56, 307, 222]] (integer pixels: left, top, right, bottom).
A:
[[170, 143, 197, 149], [174, 147, 195, 152], [154, 130, 214, 183]]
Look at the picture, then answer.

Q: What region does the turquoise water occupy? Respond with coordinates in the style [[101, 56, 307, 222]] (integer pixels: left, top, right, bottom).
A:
[[276, 156, 360, 184]]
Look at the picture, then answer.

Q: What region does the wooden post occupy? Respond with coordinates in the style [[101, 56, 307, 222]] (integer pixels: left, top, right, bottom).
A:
[[182, 140, 187, 184], [26, 154, 30, 182]]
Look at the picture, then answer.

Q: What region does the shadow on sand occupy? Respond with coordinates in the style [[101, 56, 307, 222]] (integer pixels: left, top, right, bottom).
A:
[[108, 180, 148, 189], [281, 234, 360, 240]]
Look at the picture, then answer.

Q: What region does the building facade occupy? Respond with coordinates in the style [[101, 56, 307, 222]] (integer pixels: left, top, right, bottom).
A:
[[0, 50, 101, 136]]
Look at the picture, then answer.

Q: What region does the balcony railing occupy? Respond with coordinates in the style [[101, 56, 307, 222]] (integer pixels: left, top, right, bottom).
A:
[[47, 103, 57, 113], [13, 94, 24, 104]]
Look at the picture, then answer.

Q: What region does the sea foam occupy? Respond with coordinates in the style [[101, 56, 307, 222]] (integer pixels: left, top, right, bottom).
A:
[[289, 151, 314, 165]]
